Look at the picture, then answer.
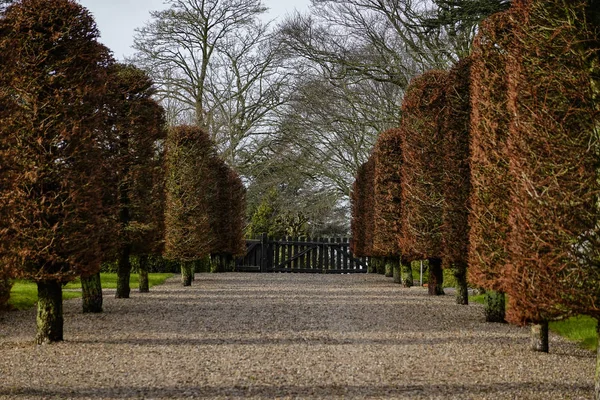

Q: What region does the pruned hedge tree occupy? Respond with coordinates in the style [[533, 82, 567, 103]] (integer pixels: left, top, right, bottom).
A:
[[399, 70, 449, 296], [101, 64, 167, 300], [208, 157, 246, 272], [441, 57, 472, 305], [373, 129, 412, 286], [350, 156, 376, 268], [467, 10, 516, 321], [164, 125, 217, 285], [502, 0, 600, 355], [0, 0, 112, 343]]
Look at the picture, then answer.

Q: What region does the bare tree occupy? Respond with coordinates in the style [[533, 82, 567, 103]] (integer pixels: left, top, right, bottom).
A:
[[132, 0, 287, 170]]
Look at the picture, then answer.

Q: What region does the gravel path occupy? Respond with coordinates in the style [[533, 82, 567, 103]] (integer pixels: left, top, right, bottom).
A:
[[0, 273, 595, 399]]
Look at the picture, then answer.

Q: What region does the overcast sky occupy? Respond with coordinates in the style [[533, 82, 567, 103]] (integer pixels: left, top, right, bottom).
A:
[[76, 0, 311, 60]]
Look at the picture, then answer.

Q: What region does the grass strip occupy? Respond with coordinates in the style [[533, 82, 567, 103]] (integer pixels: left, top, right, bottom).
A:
[[469, 293, 597, 351], [9, 273, 173, 310]]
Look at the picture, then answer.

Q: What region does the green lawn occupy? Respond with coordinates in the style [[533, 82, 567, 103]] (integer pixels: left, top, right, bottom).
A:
[[549, 316, 598, 351], [8, 273, 173, 310], [469, 293, 597, 351]]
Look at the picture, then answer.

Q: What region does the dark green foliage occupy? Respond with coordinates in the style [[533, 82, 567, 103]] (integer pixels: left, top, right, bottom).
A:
[[247, 188, 309, 239], [484, 290, 506, 323], [165, 125, 216, 262]]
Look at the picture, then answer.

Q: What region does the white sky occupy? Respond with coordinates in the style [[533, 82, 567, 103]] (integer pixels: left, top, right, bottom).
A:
[[76, 0, 311, 60]]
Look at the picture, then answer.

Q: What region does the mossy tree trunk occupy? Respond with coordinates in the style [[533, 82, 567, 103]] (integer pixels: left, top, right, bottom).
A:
[[428, 258, 444, 295], [530, 321, 549, 353], [375, 257, 386, 275], [116, 244, 132, 298], [181, 261, 194, 286], [484, 290, 506, 322], [211, 254, 227, 273], [392, 258, 401, 284], [36, 280, 63, 344], [401, 260, 413, 288], [367, 258, 376, 273], [81, 272, 102, 313], [384, 258, 394, 277], [453, 262, 468, 305], [138, 254, 149, 293]]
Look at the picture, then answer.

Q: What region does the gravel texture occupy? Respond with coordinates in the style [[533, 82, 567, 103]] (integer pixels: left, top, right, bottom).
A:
[[0, 273, 595, 399]]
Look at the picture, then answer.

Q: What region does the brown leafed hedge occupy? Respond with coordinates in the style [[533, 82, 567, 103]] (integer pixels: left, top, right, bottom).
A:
[[208, 157, 246, 258], [398, 70, 448, 262], [441, 57, 472, 271], [0, 0, 113, 283], [503, 0, 600, 325], [372, 129, 403, 258], [467, 10, 516, 292], [350, 156, 376, 257]]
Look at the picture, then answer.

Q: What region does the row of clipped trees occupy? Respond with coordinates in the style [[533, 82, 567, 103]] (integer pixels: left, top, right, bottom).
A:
[[0, 0, 245, 344], [351, 0, 600, 392]]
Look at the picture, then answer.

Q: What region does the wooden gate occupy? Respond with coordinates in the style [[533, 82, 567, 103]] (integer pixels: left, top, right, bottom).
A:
[[236, 234, 369, 273]]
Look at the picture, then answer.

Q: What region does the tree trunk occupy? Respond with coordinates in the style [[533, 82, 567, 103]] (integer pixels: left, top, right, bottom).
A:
[[36, 280, 63, 344], [384, 258, 393, 277], [401, 260, 413, 288], [484, 290, 506, 322], [375, 258, 386, 275], [138, 254, 149, 293], [367, 259, 376, 273], [181, 261, 193, 286], [453, 262, 469, 305], [116, 244, 132, 298], [427, 258, 444, 295], [392, 258, 401, 284], [595, 319, 600, 400], [531, 321, 549, 352], [81, 272, 102, 313]]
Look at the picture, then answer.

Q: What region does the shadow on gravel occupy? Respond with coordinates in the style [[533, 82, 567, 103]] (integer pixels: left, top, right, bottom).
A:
[[0, 382, 592, 399], [69, 335, 511, 347]]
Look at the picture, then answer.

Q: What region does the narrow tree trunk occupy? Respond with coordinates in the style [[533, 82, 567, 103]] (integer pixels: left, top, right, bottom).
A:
[[384, 258, 394, 278], [531, 321, 549, 352], [116, 244, 132, 298], [401, 260, 413, 288], [375, 257, 386, 275], [392, 258, 401, 284], [36, 280, 63, 344], [453, 262, 469, 305], [367, 259, 376, 273], [484, 290, 506, 322], [138, 254, 149, 293], [427, 258, 444, 295], [595, 319, 600, 400], [181, 261, 193, 286], [81, 272, 102, 313]]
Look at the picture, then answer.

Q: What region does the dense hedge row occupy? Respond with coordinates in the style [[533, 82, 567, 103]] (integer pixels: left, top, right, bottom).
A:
[[503, 0, 600, 326], [350, 0, 600, 336], [372, 129, 403, 258], [350, 156, 375, 258], [0, 0, 246, 341], [467, 10, 515, 294]]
